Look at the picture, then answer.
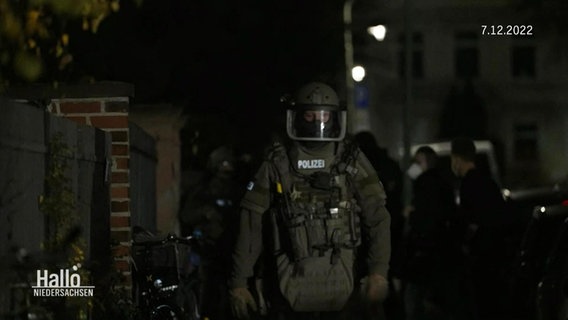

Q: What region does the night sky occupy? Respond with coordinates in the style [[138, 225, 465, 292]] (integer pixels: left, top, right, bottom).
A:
[[71, 0, 346, 110], [66, 0, 378, 159]]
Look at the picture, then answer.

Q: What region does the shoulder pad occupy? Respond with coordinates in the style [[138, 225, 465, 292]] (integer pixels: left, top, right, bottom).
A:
[[263, 140, 288, 162]]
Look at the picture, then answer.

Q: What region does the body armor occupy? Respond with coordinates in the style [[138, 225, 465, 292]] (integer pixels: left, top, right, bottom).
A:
[[267, 140, 361, 311], [274, 142, 361, 261]]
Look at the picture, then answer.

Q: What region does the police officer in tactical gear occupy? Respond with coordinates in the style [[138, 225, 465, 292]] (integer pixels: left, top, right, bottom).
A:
[[180, 145, 244, 320], [229, 82, 391, 320]]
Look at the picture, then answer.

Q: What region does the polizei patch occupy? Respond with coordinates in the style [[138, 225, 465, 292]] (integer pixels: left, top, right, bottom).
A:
[[297, 159, 325, 169]]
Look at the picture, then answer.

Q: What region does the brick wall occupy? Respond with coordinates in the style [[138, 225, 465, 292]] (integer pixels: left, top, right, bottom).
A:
[[51, 97, 132, 276], [6, 82, 135, 281]]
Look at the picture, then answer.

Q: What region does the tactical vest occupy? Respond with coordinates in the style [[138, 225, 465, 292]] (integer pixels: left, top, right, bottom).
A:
[[268, 140, 362, 311]]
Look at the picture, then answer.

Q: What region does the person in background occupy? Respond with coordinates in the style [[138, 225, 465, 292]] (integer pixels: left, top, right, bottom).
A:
[[179, 145, 245, 320], [450, 137, 507, 320], [354, 131, 404, 320], [401, 146, 466, 320]]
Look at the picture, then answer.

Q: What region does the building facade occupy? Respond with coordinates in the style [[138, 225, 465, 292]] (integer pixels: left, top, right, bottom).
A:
[[356, 0, 568, 188]]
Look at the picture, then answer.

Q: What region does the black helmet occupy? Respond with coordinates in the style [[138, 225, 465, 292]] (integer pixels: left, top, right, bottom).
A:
[[206, 145, 236, 176], [285, 82, 347, 142]]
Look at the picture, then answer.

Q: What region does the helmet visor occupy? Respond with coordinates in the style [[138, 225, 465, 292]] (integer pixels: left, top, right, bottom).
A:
[[286, 108, 347, 141]]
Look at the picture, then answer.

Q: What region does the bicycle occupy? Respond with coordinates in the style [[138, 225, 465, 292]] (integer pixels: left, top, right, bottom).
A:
[[131, 230, 201, 320]]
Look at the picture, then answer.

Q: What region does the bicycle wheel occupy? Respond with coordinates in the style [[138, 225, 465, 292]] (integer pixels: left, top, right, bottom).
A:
[[151, 304, 180, 320]]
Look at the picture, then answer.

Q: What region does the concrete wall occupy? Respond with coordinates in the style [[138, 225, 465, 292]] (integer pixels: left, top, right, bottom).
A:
[[129, 104, 187, 234]]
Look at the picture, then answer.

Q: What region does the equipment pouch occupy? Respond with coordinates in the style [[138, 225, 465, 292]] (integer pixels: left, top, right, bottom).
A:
[[276, 249, 355, 312], [287, 219, 309, 261], [305, 219, 327, 253], [309, 172, 332, 190]]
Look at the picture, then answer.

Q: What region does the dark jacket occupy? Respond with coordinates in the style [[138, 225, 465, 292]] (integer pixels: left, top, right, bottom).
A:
[[409, 168, 457, 245], [459, 167, 506, 258], [401, 168, 458, 281]]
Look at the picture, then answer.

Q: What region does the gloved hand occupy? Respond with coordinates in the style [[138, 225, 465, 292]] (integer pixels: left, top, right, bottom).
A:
[[229, 287, 258, 319], [362, 273, 389, 303]]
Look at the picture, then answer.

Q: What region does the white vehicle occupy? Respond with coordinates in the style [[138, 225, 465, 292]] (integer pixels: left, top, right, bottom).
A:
[[408, 140, 501, 186], [403, 140, 502, 205]]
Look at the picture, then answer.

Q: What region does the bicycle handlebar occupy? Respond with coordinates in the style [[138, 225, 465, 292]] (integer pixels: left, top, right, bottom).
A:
[[132, 233, 194, 247]]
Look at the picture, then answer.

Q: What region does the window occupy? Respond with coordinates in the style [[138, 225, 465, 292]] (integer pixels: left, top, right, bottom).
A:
[[514, 123, 538, 160], [455, 31, 479, 78], [511, 46, 536, 78], [398, 32, 424, 79]]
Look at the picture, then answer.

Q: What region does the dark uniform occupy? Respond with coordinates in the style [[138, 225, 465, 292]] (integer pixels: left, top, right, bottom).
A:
[[180, 145, 244, 320], [228, 82, 391, 320]]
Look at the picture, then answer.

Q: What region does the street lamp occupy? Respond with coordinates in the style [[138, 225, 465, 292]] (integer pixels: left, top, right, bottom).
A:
[[367, 24, 387, 42], [352, 65, 366, 82], [343, 0, 356, 133], [402, 0, 413, 206]]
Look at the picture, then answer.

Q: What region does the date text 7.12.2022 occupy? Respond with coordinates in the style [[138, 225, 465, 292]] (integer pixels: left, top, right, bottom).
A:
[[481, 25, 533, 36]]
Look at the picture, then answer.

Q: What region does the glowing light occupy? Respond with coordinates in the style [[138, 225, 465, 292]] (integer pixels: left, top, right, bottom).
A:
[[367, 25, 387, 41], [352, 65, 366, 82]]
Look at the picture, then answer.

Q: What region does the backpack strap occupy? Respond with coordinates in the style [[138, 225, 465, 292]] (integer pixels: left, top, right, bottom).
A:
[[331, 137, 362, 247], [265, 140, 299, 233], [266, 140, 293, 194], [331, 137, 358, 176]]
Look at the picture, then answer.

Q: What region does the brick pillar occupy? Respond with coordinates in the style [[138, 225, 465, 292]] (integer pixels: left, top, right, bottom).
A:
[[51, 97, 132, 274]]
